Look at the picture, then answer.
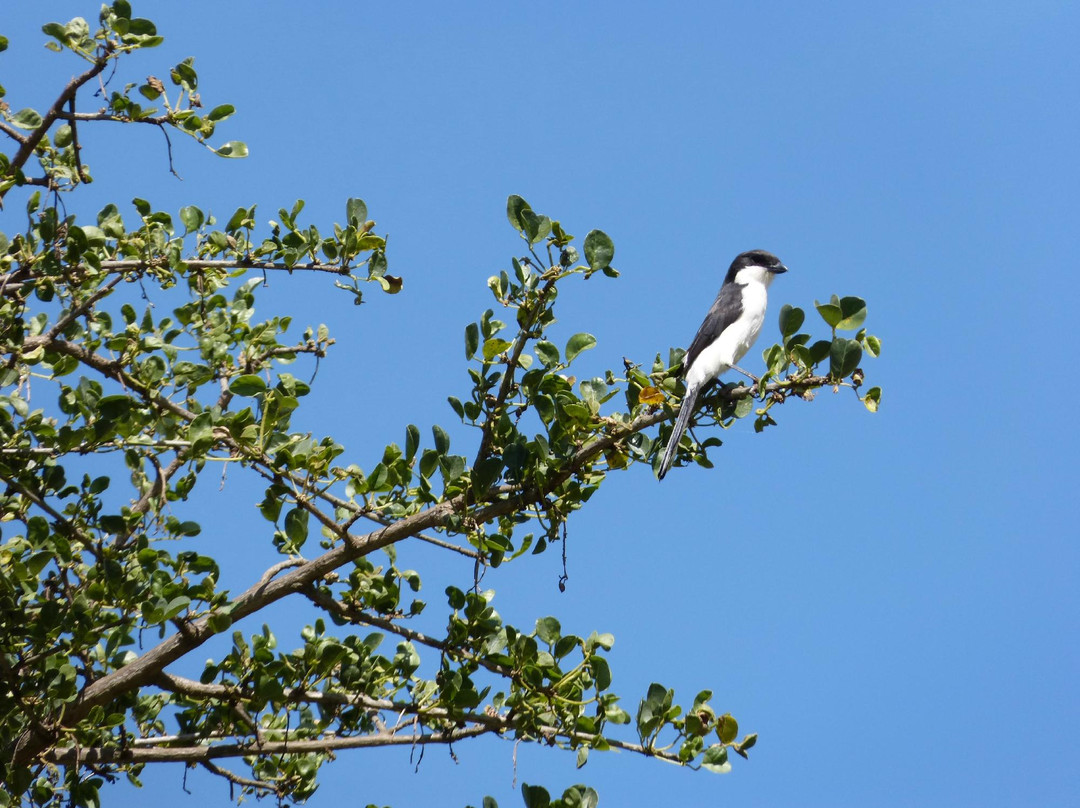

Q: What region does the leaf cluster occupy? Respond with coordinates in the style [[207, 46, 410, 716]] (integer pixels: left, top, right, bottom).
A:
[[1, 2, 248, 202]]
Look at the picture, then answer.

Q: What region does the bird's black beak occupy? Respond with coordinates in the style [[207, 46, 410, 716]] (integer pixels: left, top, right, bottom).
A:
[[772, 264, 788, 274]]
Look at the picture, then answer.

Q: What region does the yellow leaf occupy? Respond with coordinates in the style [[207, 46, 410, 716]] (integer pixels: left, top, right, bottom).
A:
[[639, 385, 664, 406]]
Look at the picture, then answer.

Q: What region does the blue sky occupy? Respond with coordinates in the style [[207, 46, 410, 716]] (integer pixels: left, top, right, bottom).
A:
[[3, 1, 1078, 806]]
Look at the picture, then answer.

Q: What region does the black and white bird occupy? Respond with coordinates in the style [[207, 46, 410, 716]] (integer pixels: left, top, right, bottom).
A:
[[657, 250, 788, 480]]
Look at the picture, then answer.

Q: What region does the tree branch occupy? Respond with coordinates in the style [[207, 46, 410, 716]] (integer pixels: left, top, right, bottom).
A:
[[10, 373, 832, 765], [43, 273, 127, 342], [2, 53, 112, 202], [42, 723, 495, 764], [62, 671, 690, 768], [473, 277, 556, 466], [0, 120, 28, 144], [0, 260, 358, 295], [199, 760, 278, 799]]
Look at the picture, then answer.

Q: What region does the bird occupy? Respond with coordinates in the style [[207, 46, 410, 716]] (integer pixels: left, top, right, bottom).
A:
[[657, 249, 788, 479]]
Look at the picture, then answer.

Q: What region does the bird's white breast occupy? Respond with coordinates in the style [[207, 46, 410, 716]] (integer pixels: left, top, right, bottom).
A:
[[685, 275, 770, 388]]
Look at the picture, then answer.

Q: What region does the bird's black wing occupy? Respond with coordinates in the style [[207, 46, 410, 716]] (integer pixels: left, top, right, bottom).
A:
[[682, 281, 744, 373]]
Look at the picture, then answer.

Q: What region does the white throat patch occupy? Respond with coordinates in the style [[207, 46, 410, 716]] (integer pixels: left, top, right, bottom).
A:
[[734, 265, 776, 287]]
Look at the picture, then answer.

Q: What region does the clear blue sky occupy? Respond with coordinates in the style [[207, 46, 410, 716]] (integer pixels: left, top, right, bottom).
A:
[[3, 1, 1078, 806]]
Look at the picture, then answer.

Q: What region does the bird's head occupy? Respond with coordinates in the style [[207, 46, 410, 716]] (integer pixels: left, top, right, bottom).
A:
[[725, 250, 788, 286]]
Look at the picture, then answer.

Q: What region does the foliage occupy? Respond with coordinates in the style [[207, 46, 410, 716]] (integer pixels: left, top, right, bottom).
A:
[[0, 5, 880, 807]]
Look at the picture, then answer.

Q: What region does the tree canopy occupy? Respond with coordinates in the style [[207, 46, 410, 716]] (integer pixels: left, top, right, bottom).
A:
[[0, 5, 880, 807]]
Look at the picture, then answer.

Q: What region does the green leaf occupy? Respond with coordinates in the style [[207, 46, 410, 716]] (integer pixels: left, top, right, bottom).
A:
[[736, 732, 758, 756], [0, 35, 8, 53], [535, 340, 560, 367], [472, 456, 503, 491], [483, 338, 512, 361], [836, 296, 867, 330], [815, 299, 842, 328], [565, 333, 596, 363], [376, 274, 403, 294], [862, 386, 882, 412], [864, 334, 881, 357], [807, 339, 832, 364], [163, 596, 191, 620], [590, 654, 612, 690], [521, 784, 550, 808], [432, 424, 450, 454], [718, 713, 739, 744], [779, 304, 804, 337], [229, 374, 267, 396], [583, 229, 614, 271], [702, 744, 731, 774], [284, 507, 308, 548], [346, 198, 367, 227], [207, 104, 235, 121], [829, 338, 862, 379], [12, 108, 43, 130], [439, 454, 465, 482], [179, 205, 204, 233], [506, 194, 531, 233], [535, 616, 561, 644], [405, 424, 420, 460], [41, 23, 68, 46], [170, 58, 198, 89], [590, 631, 615, 651], [464, 322, 479, 360], [520, 210, 551, 245], [207, 611, 233, 633], [214, 140, 248, 158]]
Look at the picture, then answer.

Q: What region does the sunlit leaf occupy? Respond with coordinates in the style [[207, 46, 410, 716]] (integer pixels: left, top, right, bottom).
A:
[[779, 304, 804, 336], [862, 386, 881, 412], [214, 140, 248, 158], [638, 385, 664, 406], [229, 374, 267, 396], [829, 338, 862, 379], [506, 194, 531, 233], [584, 229, 614, 271], [836, 296, 867, 330], [565, 333, 596, 363]]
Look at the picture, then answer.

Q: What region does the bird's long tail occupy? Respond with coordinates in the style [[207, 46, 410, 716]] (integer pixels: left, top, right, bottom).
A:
[[658, 382, 700, 480]]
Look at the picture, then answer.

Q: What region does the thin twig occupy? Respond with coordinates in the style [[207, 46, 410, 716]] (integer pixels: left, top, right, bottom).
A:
[[157, 122, 181, 180], [199, 760, 278, 797]]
